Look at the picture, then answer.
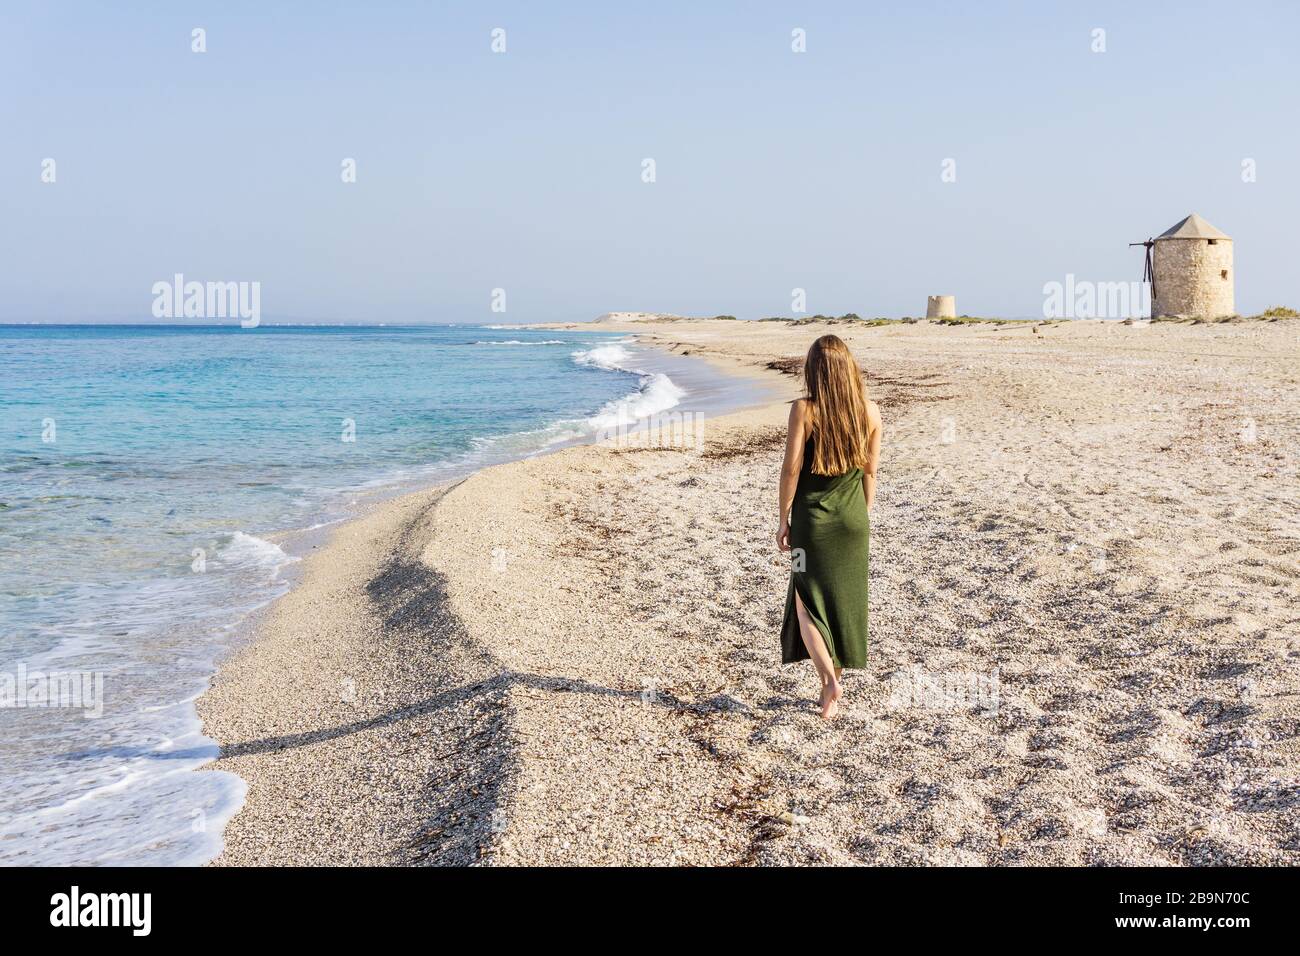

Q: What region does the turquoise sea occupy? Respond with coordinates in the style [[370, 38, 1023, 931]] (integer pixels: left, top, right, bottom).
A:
[[0, 323, 759, 865]]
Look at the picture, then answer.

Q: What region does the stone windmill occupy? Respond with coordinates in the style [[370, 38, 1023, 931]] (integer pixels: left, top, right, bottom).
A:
[[1131, 214, 1234, 319]]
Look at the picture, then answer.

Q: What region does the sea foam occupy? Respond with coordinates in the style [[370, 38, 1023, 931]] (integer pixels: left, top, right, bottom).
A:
[[571, 344, 688, 429], [472, 339, 566, 346]]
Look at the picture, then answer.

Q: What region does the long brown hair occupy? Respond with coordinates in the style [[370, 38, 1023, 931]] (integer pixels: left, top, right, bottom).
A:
[[803, 334, 870, 476]]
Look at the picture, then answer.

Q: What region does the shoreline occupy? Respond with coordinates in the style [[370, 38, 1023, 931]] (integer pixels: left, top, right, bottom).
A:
[[201, 317, 1299, 866], [195, 341, 782, 865]]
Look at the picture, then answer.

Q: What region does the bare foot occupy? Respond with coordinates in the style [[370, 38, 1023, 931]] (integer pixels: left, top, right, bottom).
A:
[[819, 679, 842, 720]]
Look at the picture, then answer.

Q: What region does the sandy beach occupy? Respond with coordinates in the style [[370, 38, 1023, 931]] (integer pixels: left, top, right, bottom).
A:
[[199, 316, 1300, 866]]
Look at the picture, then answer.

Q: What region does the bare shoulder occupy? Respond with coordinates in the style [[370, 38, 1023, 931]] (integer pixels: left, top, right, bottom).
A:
[[787, 398, 812, 440], [867, 399, 882, 425]]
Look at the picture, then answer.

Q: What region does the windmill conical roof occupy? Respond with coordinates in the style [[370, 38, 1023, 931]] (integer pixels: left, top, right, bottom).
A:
[[1156, 213, 1230, 241]]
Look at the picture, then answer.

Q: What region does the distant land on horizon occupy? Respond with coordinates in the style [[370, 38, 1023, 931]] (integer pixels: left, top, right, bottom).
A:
[[0, 312, 1083, 327]]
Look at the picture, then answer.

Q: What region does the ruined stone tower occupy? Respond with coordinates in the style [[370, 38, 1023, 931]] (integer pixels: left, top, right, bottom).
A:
[[1149, 214, 1234, 319], [926, 295, 956, 319]]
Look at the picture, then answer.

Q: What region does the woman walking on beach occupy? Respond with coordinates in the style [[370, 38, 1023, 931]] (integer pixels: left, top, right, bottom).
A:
[[777, 334, 881, 719]]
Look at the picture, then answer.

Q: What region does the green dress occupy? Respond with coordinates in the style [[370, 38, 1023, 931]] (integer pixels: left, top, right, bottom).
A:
[[781, 437, 870, 668]]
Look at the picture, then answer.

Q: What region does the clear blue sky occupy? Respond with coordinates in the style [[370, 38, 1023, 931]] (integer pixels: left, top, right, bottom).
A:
[[2, 0, 1296, 322]]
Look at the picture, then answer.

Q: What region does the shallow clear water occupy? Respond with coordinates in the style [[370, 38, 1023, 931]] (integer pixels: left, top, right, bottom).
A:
[[0, 322, 733, 865]]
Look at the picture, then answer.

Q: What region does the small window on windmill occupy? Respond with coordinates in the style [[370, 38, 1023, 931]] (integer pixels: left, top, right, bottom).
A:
[[1221, 269, 1229, 279], [1207, 239, 1218, 245]]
